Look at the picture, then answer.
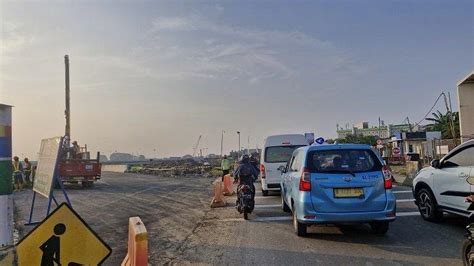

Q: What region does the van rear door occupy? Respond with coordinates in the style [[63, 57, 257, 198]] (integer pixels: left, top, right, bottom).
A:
[[264, 145, 304, 184], [307, 149, 387, 213]]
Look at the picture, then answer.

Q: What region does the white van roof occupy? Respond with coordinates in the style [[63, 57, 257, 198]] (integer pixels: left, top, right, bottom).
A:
[[264, 134, 308, 147]]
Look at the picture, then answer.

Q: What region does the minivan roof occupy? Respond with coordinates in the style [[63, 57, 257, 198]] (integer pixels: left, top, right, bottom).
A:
[[264, 134, 308, 147], [305, 143, 373, 152]]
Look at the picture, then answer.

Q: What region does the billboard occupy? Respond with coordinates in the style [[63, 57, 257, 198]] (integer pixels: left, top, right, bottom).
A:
[[33, 137, 62, 198]]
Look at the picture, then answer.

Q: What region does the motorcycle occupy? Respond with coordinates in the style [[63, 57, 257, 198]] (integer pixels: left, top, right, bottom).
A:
[[236, 184, 255, 220], [462, 196, 474, 266]]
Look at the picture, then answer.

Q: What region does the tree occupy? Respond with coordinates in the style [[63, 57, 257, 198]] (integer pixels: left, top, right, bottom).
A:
[[335, 134, 377, 145], [425, 110, 460, 139]]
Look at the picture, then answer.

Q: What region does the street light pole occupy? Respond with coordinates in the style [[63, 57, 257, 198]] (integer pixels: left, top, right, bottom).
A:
[[237, 131, 241, 159], [220, 130, 225, 158]]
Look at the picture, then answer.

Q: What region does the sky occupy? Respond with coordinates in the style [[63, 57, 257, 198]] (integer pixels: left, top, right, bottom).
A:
[[1, 0, 473, 159]]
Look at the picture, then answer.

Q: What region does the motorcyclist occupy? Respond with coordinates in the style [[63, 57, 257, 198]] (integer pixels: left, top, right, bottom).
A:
[[233, 154, 258, 199], [249, 153, 260, 175]]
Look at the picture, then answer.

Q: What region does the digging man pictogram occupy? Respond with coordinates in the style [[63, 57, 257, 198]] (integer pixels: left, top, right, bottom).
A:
[[39, 223, 66, 266]]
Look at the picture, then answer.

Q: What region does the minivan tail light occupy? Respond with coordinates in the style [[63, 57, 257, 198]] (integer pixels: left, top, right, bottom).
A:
[[260, 164, 266, 179], [382, 165, 392, 189], [299, 168, 311, 191]]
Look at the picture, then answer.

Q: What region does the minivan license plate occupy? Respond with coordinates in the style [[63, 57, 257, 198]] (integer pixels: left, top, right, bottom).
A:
[[334, 188, 364, 198]]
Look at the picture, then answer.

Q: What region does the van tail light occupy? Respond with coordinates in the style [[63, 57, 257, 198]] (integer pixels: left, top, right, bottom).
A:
[[382, 165, 392, 189], [299, 168, 311, 191], [260, 164, 266, 179]]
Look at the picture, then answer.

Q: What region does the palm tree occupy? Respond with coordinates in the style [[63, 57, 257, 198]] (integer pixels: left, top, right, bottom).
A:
[[425, 110, 460, 139]]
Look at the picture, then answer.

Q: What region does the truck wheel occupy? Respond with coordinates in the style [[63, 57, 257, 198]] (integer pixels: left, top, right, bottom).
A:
[[82, 181, 93, 188]]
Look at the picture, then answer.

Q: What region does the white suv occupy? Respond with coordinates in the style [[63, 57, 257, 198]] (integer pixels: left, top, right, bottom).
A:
[[413, 140, 474, 221]]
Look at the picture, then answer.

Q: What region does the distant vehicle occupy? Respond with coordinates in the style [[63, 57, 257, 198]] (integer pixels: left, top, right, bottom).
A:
[[413, 140, 474, 221], [260, 134, 308, 196], [280, 144, 396, 236], [58, 143, 102, 188]]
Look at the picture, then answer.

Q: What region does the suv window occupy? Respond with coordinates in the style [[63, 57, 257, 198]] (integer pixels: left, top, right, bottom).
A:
[[265, 145, 305, 163], [444, 146, 474, 167], [307, 149, 382, 173], [290, 152, 301, 172]]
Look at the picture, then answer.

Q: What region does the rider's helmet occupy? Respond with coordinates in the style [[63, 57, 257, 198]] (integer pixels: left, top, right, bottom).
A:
[[240, 154, 250, 164]]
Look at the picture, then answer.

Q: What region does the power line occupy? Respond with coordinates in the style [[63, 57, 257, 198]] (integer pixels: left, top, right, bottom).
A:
[[413, 92, 445, 128]]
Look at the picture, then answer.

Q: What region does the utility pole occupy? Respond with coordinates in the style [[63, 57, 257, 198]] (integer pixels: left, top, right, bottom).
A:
[[220, 130, 224, 158], [378, 117, 381, 138], [442, 92, 457, 144], [247, 135, 250, 155], [64, 55, 71, 146], [406, 117, 412, 132], [237, 131, 241, 159]]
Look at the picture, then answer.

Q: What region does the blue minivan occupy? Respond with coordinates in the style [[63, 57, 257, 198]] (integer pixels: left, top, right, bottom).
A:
[[280, 144, 396, 236]]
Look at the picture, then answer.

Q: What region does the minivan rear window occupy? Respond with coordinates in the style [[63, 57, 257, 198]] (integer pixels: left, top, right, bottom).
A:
[[307, 149, 382, 173], [265, 146, 304, 163]]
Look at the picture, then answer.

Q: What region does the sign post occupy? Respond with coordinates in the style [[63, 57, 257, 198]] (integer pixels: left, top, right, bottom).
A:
[[26, 137, 71, 225], [17, 203, 111, 265]]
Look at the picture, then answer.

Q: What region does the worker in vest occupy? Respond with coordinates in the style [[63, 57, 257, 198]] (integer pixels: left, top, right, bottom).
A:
[[23, 158, 32, 186], [221, 155, 230, 181], [12, 156, 24, 191]]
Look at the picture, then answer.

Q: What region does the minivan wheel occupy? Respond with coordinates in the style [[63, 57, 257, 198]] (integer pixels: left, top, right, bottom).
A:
[[370, 221, 389, 235], [282, 196, 290, 213], [293, 208, 307, 237], [262, 189, 269, 196], [416, 188, 443, 222]]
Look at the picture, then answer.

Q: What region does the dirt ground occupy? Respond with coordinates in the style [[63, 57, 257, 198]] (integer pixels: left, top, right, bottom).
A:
[[13, 172, 216, 265]]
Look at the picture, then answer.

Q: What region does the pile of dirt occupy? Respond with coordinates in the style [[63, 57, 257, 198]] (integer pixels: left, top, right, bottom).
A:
[[127, 158, 223, 178]]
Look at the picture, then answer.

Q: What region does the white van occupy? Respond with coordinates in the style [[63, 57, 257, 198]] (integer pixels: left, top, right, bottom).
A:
[[260, 134, 308, 196]]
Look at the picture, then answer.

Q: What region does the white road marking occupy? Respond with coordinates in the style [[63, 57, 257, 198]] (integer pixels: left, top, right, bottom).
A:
[[393, 191, 412, 194], [397, 211, 420, 217], [396, 199, 415, 203], [255, 204, 281, 209], [254, 196, 279, 200], [255, 216, 292, 222]]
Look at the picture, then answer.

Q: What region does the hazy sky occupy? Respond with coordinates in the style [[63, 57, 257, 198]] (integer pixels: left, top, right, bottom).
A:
[[1, 0, 473, 159]]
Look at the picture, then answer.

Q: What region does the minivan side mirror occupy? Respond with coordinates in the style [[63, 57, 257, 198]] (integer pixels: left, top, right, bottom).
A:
[[277, 165, 287, 173], [431, 159, 441, 169]]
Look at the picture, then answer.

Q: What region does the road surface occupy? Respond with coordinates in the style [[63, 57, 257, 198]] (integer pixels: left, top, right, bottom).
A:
[[14, 172, 466, 265]]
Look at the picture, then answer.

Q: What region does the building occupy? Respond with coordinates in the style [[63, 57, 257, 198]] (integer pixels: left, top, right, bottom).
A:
[[458, 71, 474, 143], [336, 122, 413, 139]]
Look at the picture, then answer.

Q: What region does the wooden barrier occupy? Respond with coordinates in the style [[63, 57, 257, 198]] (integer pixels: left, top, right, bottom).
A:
[[121, 217, 148, 266]]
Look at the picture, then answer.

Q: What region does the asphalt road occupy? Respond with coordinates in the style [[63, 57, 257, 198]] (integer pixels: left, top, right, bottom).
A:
[[14, 172, 467, 265]]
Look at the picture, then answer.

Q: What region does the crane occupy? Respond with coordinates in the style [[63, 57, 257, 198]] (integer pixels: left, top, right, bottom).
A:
[[192, 135, 202, 157]]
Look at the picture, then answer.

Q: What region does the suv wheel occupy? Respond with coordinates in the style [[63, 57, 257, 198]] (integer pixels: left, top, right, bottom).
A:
[[417, 188, 443, 222], [370, 221, 389, 235], [282, 196, 291, 213], [293, 207, 307, 237]]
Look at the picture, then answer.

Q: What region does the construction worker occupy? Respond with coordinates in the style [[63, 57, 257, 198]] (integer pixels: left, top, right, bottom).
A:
[[221, 155, 230, 181], [12, 156, 24, 191], [23, 158, 32, 186], [71, 141, 80, 159]]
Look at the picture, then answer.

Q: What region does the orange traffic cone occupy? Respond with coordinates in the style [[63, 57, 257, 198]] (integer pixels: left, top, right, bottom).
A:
[[222, 174, 235, 196], [210, 180, 226, 208]]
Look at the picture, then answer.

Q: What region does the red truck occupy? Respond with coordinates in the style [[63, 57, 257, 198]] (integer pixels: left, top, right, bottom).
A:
[[58, 145, 102, 188]]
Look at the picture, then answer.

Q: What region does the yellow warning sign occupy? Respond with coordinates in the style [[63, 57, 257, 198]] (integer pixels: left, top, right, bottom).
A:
[[17, 203, 111, 265]]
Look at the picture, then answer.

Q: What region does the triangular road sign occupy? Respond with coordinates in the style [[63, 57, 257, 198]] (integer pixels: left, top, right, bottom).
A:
[[17, 203, 111, 265]]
